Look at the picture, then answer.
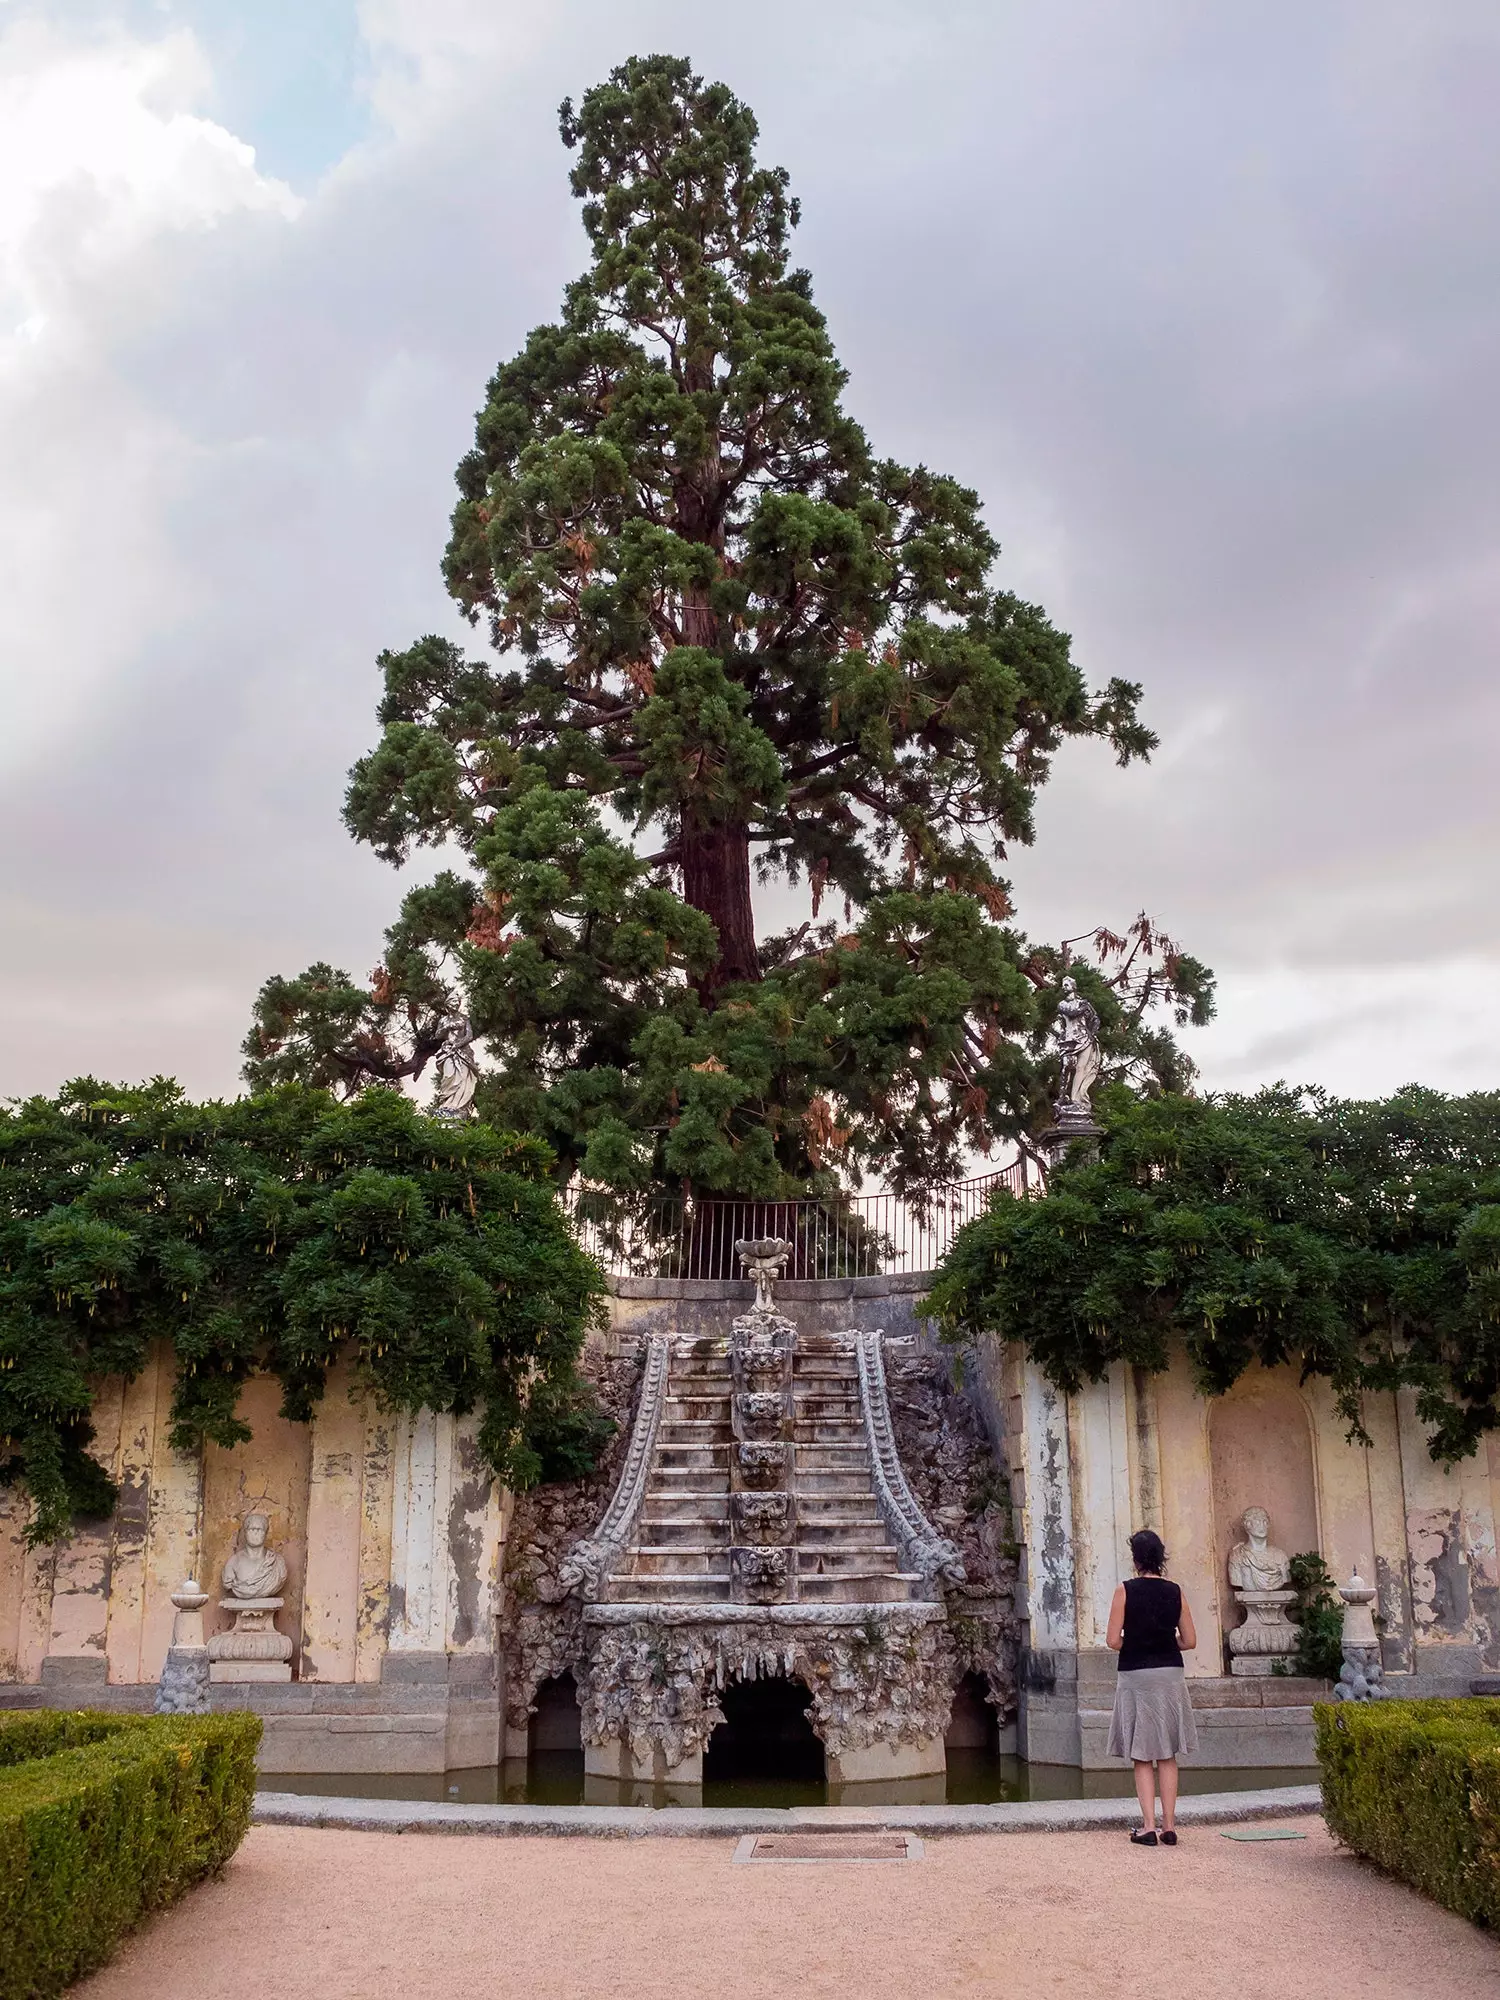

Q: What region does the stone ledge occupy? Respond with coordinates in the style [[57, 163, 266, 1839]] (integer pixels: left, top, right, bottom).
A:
[[608, 1275, 930, 1303], [251, 1782, 1322, 1838]]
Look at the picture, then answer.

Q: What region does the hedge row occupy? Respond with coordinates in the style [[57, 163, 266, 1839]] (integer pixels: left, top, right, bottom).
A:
[[1317, 1698, 1500, 1926], [0, 1710, 261, 1999]]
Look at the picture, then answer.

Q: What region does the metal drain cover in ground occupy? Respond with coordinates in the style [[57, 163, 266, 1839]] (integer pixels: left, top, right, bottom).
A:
[[734, 1833, 922, 1862]]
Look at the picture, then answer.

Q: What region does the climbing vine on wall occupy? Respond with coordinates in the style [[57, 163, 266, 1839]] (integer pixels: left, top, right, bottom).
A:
[[0, 1080, 606, 1543], [926, 1085, 1500, 1463]]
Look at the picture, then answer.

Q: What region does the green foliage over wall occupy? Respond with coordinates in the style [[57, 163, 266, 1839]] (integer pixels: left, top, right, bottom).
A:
[[0, 1710, 261, 1998], [0, 1080, 606, 1542], [1317, 1699, 1500, 1927], [926, 1085, 1500, 1462]]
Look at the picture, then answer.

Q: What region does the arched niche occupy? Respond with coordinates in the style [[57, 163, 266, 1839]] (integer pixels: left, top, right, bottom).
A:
[[1208, 1370, 1319, 1630]]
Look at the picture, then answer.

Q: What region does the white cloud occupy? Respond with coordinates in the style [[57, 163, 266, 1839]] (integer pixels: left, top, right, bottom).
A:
[[0, 17, 299, 772]]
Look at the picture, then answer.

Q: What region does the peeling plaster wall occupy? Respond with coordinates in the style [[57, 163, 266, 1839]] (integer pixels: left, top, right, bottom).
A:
[[0, 1355, 501, 1694], [10, 1304, 1500, 1714]]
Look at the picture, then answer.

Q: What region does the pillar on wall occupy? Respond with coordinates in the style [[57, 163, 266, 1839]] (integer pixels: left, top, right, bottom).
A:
[[385, 1408, 507, 1766], [299, 1366, 370, 1684], [1003, 1350, 1081, 1764]]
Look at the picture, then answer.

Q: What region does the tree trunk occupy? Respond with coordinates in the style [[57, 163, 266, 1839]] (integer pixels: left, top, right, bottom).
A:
[[681, 815, 760, 1000]]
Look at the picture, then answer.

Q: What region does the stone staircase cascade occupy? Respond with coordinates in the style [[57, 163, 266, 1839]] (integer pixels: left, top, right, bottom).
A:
[[562, 1238, 967, 1788], [608, 1332, 924, 1604]]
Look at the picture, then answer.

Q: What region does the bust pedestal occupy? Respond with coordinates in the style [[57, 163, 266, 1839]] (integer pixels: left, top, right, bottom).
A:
[[208, 1596, 294, 1683], [1227, 1587, 1299, 1675]]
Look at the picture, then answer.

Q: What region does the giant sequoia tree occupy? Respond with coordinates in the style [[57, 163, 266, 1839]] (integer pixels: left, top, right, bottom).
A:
[[246, 57, 1211, 1198]]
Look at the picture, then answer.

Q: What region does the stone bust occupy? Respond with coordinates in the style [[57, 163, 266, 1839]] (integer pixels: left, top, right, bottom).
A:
[[221, 1512, 288, 1601], [1227, 1505, 1291, 1593]]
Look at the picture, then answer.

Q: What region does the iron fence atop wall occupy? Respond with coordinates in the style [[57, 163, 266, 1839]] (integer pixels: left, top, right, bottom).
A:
[[564, 1159, 1035, 1282]]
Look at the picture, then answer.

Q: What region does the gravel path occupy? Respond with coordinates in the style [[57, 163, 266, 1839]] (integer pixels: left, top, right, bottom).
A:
[[78, 1819, 1500, 2000]]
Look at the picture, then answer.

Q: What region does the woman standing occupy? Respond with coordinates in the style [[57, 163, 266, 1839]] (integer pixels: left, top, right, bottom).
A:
[[1106, 1528, 1199, 1845]]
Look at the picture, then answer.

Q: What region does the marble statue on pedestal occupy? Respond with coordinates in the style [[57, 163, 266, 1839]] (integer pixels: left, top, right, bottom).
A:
[[1225, 1504, 1299, 1675], [1053, 977, 1102, 1119], [429, 1014, 479, 1122], [208, 1512, 294, 1683], [1039, 978, 1104, 1167]]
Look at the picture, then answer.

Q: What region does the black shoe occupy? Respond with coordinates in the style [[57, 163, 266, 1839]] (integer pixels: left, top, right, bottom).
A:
[[1130, 1829, 1158, 1846], [1160, 1830, 1178, 1846]]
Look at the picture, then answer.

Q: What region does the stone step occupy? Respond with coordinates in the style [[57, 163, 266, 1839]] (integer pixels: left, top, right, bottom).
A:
[[795, 1470, 878, 1496], [640, 1494, 731, 1521], [657, 1421, 734, 1444], [654, 1444, 731, 1471], [630, 1548, 735, 1577], [795, 1499, 882, 1523], [789, 1422, 865, 1445], [606, 1574, 737, 1603], [796, 1521, 890, 1548], [635, 1517, 732, 1545], [790, 1443, 869, 1470], [796, 1544, 905, 1574], [647, 1466, 732, 1484], [796, 1572, 918, 1604]]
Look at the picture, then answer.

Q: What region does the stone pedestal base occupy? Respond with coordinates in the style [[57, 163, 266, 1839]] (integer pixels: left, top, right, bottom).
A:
[[826, 1735, 946, 1784], [155, 1645, 211, 1714], [1227, 1588, 1299, 1676], [584, 1733, 703, 1786], [210, 1660, 293, 1683]]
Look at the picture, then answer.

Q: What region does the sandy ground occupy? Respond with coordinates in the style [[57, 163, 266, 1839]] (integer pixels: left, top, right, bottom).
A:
[[76, 1819, 1500, 2000]]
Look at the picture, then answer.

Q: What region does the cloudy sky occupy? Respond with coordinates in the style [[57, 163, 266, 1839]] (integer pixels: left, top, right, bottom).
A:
[[2, 0, 1497, 1108]]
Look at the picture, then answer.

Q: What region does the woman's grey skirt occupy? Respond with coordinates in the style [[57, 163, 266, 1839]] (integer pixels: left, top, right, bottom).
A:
[[1107, 1665, 1200, 1762]]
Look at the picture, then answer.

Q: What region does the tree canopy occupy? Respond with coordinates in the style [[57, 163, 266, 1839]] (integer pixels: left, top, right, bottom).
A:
[[0, 1081, 606, 1542], [924, 1085, 1500, 1461], [245, 54, 1212, 1199]]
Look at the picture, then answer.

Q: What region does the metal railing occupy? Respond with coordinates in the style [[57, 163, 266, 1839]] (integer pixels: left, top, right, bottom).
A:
[[564, 1160, 1034, 1281]]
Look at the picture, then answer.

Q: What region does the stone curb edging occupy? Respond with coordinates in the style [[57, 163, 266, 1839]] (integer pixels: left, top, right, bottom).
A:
[[252, 1782, 1322, 1839]]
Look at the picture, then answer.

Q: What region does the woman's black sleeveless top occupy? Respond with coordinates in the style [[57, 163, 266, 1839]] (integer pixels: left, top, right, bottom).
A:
[[1118, 1576, 1183, 1672]]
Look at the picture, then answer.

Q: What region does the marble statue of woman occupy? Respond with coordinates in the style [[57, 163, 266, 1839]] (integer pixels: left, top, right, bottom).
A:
[[221, 1513, 287, 1600], [1227, 1506, 1292, 1593], [430, 1014, 479, 1123], [1053, 976, 1102, 1116]]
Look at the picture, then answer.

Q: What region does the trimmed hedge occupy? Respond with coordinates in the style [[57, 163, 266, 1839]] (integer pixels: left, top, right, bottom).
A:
[[1317, 1698, 1500, 1926], [0, 1709, 261, 1999]]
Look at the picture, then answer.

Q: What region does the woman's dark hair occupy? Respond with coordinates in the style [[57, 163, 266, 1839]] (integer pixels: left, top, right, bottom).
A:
[[1129, 1529, 1166, 1574]]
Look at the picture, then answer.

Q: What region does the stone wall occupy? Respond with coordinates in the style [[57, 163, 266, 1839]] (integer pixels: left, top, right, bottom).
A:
[[972, 1333, 1500, 1766], [9, 1276, 1500, 1775]]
